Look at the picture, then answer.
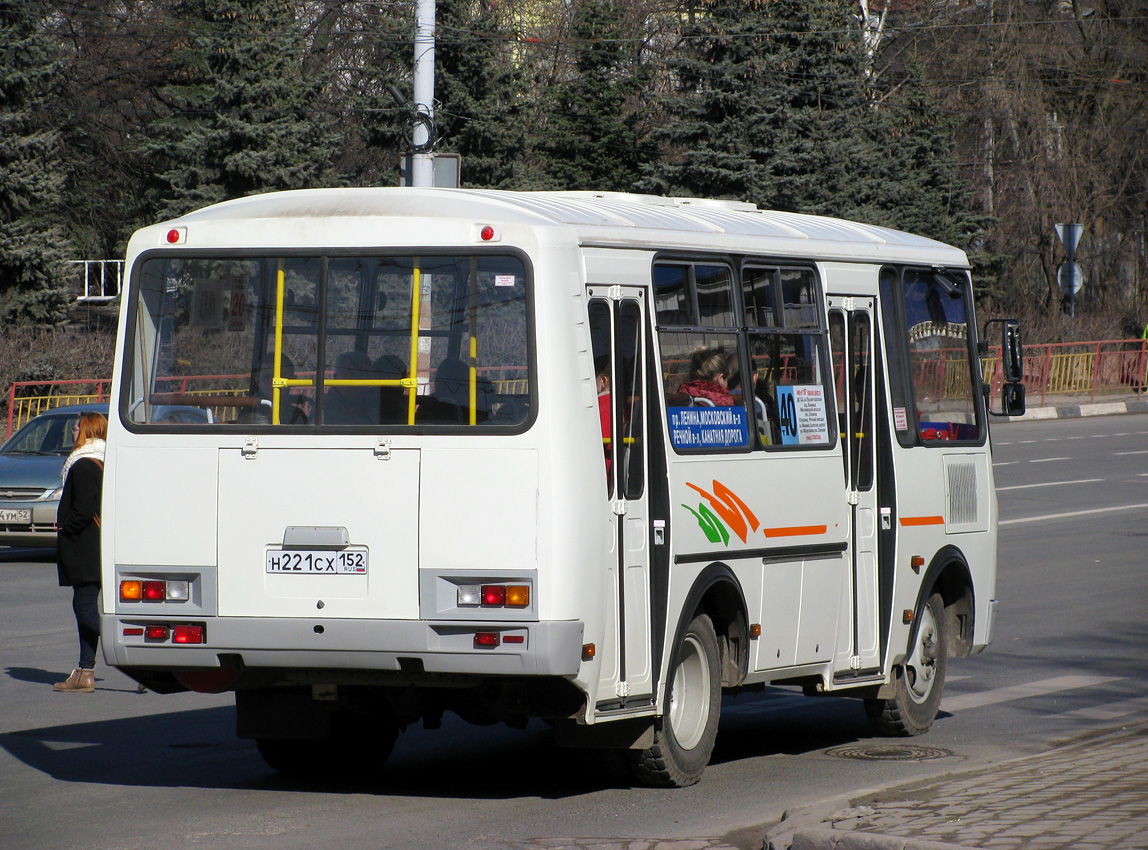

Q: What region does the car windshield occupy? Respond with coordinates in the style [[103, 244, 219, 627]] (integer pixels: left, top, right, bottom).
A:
[[3, 415, 79, 456]]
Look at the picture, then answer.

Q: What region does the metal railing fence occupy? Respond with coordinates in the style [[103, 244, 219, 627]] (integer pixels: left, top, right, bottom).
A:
[[6, 339, 1148, 440]]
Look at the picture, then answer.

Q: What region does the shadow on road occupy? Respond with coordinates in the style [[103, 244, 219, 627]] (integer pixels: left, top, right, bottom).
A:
[[0, 689, 889, 800], [0, 547, 56, 563]]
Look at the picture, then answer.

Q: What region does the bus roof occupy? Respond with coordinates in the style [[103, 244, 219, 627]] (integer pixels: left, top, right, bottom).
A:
[[137, 188, 970, 268]]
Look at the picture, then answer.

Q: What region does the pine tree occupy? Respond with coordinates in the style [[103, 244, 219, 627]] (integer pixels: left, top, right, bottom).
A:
[[145, 0, 340, 218], [535, 0, 651, 191], [640, 0, 868, 212], [432, 0, 533, 188], [0, 0, 73, 324]]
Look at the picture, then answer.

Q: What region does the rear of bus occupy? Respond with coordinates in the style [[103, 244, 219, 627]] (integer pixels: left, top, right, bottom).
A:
[[100, 191, 602, 773]]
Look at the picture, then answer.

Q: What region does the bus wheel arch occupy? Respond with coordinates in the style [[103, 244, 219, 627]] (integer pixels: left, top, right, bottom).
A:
[[867, 547, 971, 736], [928, 549, 975, 659], [628, 565, 746, 787]]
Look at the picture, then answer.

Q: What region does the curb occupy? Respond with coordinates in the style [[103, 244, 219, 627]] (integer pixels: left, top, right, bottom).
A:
[[786, 826, 971, 850], [1003, 398, 1148, 421]]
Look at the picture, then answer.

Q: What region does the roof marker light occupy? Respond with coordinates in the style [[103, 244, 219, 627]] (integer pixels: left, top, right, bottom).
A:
[[480, 225, 496, 241], [165, 227, 186, 245]]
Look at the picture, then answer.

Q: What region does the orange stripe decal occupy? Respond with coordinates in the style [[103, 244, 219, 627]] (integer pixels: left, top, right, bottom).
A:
[[900, 515, 945, 526], [763, 525, 828, 538]]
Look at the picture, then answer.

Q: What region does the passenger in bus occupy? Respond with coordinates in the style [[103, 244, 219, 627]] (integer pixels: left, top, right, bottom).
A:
[[417, 358, 492, 424], [679, 347, 737, 406], [249, 355, 308, 424], [737, 362, 779, 446], [324, 351, 379, 425], [595, 356, 612, 475], [375, 354, 409, 424]]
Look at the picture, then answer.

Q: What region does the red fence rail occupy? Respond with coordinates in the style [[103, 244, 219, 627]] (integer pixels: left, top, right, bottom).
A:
[[5, 338, 1148, 440]]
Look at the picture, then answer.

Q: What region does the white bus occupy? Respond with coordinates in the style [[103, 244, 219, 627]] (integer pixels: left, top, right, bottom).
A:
[[102, 189, 1024, 786]]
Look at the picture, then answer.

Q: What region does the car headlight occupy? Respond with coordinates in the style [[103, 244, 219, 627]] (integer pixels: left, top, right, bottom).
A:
[[45, 487, 63, 501]]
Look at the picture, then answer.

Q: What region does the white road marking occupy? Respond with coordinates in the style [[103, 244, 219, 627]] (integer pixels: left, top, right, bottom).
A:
[[996, 478, 1103, 492], [1000, 502, 1148, 526], [1115, 450, 1148, 456], [944, 675, 1123, 712], [1047, 694, 1148, 721], [1030, 457, 1070, 463], [993, 461, 1019, 467]]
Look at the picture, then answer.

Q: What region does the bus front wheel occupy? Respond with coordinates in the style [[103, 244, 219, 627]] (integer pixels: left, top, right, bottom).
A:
[[866, 591, 948, 736], [629, 612, 721, 787]]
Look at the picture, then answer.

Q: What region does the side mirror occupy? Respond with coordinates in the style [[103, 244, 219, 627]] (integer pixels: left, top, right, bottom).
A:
[[982, 318, 1025, 417], [1001, 381, 1026, 417], [1001, 319, 1023, 383], [982, 318, 1024, 383]]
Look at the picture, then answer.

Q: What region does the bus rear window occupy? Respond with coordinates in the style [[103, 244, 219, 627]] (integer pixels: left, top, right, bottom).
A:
[[123, 253, 531, 428]]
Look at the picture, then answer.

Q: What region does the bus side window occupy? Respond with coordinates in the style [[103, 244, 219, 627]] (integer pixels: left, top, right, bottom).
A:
[[589, 299, 613, 494]]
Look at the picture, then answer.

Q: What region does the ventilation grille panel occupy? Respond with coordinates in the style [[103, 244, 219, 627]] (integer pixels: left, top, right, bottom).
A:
[[947, 462, 978, 526]]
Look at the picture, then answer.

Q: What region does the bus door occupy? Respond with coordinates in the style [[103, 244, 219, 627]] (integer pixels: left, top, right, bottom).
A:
[[828, 298, 882, 674], [588, 288, 653, 706]]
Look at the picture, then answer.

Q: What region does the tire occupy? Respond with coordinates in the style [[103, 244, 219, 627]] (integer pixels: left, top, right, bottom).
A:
[[866, 591, 948, 736], [256, 708, 399, 780], [629, 612, 721, 787]]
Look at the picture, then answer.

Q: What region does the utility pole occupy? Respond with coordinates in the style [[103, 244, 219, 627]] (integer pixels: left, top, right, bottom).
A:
[[411, 0, 436, 187]]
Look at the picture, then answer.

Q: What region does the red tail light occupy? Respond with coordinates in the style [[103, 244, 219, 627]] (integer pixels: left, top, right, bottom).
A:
[[474, 631, 500, 648], [481, 585, 506, 606], [173, 625, 205, 644], [143, 581, 166, 601], [144, 625, 169, 640]]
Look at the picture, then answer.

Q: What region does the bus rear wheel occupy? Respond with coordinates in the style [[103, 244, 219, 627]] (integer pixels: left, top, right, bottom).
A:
[[629, 612, 721, 787], [866, 591, 948, 736]]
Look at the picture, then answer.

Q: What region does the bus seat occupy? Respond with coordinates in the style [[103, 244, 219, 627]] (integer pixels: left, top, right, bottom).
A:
[[375, 354, 409, 424], [325, 351, 379, 425], [417, 359, 492, 424]]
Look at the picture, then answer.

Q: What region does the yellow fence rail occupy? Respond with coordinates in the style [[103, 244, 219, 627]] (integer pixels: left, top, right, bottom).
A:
[[6, 339, 1147, 440]]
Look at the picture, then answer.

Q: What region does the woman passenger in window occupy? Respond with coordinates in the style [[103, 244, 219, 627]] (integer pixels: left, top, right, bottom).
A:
[[679, 347, 736, 406]]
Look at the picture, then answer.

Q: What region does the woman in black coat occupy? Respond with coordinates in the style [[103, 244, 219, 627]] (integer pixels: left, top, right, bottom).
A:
[[53, 412, 107, 693]]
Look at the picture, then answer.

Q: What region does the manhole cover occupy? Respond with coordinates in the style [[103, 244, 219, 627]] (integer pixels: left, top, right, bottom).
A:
[[825, 744, 951, 761]]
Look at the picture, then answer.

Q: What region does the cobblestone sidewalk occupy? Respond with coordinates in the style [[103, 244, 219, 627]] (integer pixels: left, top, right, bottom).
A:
[[769, 723, 1148, 850]]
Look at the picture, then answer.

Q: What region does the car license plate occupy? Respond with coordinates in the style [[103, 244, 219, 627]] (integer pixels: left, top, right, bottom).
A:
[[266, 549, 368, 575], [0, 508, 31, 524]]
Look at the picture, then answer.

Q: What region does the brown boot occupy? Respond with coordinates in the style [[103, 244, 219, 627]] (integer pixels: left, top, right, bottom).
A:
[[53, 668, 95, 693]]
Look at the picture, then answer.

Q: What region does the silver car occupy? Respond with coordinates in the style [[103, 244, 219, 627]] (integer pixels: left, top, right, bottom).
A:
[[0, 403, 108, 547], [0, 401, 209, 547]]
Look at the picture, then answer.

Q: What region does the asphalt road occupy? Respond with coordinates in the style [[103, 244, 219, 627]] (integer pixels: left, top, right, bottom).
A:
[[1, 413, 1146, 850]]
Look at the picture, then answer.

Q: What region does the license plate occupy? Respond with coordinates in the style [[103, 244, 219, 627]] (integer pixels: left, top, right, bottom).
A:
[[266, 549, 368, 575], [0, 508, 31, 524]]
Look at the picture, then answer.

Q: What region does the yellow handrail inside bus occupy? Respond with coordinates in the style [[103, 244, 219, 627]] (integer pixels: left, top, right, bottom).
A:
[[273, 261, 285, 424], [407, 261, 421, 426], [468, 257, 479, 426]]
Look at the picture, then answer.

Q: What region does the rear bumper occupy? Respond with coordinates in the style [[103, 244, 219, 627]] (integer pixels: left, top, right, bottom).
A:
[[102, 614, 585, 678]]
